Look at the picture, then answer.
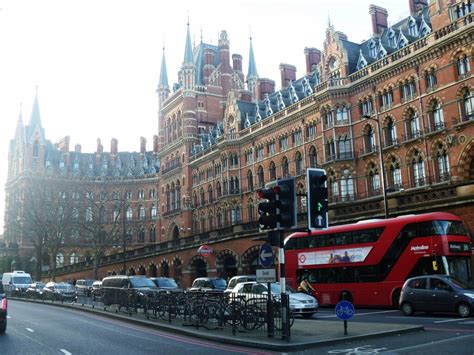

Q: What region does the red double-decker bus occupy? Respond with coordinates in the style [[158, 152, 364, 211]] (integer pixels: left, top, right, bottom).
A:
[[284, 212, 472, 307]]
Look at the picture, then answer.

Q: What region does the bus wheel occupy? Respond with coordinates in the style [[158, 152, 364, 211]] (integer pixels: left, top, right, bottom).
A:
[[339, 291, 353, 303], [457, 303, 471, 318], [401, 302, 414, 316], [391, 289, 401, 309]]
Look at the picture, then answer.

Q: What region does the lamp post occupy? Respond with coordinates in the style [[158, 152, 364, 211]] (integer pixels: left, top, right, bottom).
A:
[[362, 114, 389, 219]]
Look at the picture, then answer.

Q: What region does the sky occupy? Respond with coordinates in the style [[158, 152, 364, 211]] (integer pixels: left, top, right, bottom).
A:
[[0, 0, 410, 234]]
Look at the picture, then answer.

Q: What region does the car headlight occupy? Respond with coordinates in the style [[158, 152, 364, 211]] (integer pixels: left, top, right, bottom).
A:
[[290, 299, 303, 305], [463, 293, 474, 299]]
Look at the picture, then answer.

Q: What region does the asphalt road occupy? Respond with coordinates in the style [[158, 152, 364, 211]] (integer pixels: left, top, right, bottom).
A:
[[297, 307, 474, 354], [0, 300, 271, 355]]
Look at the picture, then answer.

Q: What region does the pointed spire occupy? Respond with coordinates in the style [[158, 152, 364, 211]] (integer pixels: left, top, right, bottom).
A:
[[183, 20, 193, 65], [29, 86, 42, 127], [247, 35, 258, 78], [159, 44, 168, 88]]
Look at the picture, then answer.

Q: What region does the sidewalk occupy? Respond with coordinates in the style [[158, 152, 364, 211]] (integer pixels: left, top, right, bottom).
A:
[[12, 298, 424, 351]]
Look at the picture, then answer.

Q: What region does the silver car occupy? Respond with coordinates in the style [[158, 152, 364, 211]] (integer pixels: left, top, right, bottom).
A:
[[230, 281, 319, 318]]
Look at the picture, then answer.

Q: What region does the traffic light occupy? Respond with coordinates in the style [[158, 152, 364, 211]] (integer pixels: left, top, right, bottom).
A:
[[276, 177, 297, 229], [258, 183, 278, 231], [307, 168, 329, 229]]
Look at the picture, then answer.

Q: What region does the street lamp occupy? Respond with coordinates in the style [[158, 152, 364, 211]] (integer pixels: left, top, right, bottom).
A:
[[362, 114, 389, 219]]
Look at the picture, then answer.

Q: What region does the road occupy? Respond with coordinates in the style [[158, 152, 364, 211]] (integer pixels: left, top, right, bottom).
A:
[[296, 307, 474, 354], [0, 300, 270, 355]]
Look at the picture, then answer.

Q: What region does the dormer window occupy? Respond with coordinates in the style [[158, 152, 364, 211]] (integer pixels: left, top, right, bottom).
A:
[[329, 57, 339, 71], [33, 142, 39, 157], [368, 41, 377, 58], [408, 18, 418, 36], [388, 30, 396, 47]]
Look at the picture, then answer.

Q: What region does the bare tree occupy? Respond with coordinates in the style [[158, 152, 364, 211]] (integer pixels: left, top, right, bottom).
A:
[[21, 177, 76, 281], [75, 181, 128, 280]]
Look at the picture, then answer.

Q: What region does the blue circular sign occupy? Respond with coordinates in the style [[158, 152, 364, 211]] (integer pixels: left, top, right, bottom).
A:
[[335, 300, 355, 320], [259, 243, 274, 267]]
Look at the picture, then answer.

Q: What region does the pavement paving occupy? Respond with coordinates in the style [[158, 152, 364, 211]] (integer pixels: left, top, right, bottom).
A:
[[12, 297, 424, 351]]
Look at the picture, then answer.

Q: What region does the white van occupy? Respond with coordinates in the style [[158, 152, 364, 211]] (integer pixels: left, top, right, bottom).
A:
[[2, 271, 32, 296]]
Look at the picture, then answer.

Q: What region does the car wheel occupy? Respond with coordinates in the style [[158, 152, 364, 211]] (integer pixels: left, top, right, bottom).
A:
[[457, 303, 471, 318], [0, 320, 6, 334], [401, 302, 414, 316], [302, 312, 315, 319]]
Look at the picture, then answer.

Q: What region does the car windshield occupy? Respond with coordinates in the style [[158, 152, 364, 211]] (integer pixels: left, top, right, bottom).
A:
[[84, 280, 94, 286], [56, 284, 72, 290], [13, 276, 32, 284], [36, 283, 45, 289], [211, 279, 227, 289], [155, 279, 178, 288], [447, 276, 471, 289], [130, 278, 156, 288], [269, 283, 297, 294]]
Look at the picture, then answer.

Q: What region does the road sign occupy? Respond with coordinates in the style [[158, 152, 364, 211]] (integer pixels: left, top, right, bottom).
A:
[[197, 245, 213, 258], [256, 268, 276, 283], [259, 243, 274, 267], [335, 300, 355, 320]]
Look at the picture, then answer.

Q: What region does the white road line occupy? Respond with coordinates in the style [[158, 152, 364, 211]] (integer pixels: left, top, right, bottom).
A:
[[434, 318, 463, 323], [7, 315, 11, 319], [60, 349, 72, 355], [383, 333, 474, 353], [318, 310, 398, 318], [387, 316, 445, 320], [26, 328, 35, 333]]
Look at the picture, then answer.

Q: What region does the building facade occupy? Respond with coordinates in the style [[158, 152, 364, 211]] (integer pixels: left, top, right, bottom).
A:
[[4, 0, 474, 286]]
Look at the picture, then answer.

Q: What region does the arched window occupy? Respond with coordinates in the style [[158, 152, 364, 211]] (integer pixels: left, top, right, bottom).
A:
[[200, 188, 205, 205], [388, 31, 396, 47], [365, 126, 376, 153], [309, 146, 317, 168], [86, 207, 93, 222], [126, 206, 133, 220], [385, 118, 397, 146], [408, 18, 418, 36], [247, 170, 254, 191], [295, 152, 303, 176], [411, 150, 426, 187], [326, 140, 336, 161], [257, 166, 264, 188], [138, 227, 145, 243], [457, 55, 471, 76], [329, 171, 339, 201], [138, 205, 145, 220], [69, 253, 78, 265], [338, 136, 352, 159], [436, 143, 450, 182], [208, 185, 213, 203], [369, 41, 377, 58], [340, 169, 354, 201], [150, 205, 157, 219], [149, 226, 156, 243], [336, 107, 348, 123], [368, 163, 380, 195], [33, 141, 39, 158], [56, 253, 64, 267], [281, 157, 289, 177], [216, 182, 222, 198], [463, 90, 474, 120], [389, 157, 402, 189], [407, 109, 420, 139], [269, 162, 277, 181], [248, 202, 255, 221], [429, 100, 444, 131]]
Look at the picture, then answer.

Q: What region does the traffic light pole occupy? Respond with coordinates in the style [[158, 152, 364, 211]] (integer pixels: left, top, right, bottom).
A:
[[279, 227, 290, 341]]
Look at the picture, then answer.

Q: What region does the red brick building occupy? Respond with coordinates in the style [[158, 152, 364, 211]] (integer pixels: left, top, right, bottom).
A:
[[5, 0, 474, 286]]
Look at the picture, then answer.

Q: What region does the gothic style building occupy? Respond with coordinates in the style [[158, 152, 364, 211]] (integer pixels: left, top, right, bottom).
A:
[[4, 0, 474, 286]]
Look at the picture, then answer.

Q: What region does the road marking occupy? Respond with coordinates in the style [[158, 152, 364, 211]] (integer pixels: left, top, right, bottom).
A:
[[385, 333, 474, 352], [26, 328, 34, 333], [60, 349, 72, 355], [434, 318, 464, 323], [318, 310, 397, 318], [7, 315, 11, 319], [387, 316, 445, 320]]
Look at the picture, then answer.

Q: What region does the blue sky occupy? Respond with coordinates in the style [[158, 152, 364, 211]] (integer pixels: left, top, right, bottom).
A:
[[0, 0, 410, 233]]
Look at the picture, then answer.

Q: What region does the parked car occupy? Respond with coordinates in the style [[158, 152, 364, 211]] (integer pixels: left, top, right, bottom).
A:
[[399, 275, 474, 317], [75, 279, 95, 297], [0, 282, 7, 334], [25, 282, 45, 299], [149, 277, 181, 291], [224, 275, 256, 295], [42, 282, 77, 301], [91, 281, 102, 301], [101, 275, 158, 308], [230, 281, 319, 318], [188, 277, 227, 293]]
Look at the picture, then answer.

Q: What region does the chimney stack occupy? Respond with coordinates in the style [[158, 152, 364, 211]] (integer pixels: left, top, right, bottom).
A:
[[111, 138, 118, 156], [257, 78, 275, 101], [74, 144, 82, 153], [279, 63, 297, 89], [140, 137, 146, 154], [232, 54, 242, 71], [409, 0, 428, 14], [369, 5, 388, 36], [153, 135, 159, 155], [304, 47, 321, 74]]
